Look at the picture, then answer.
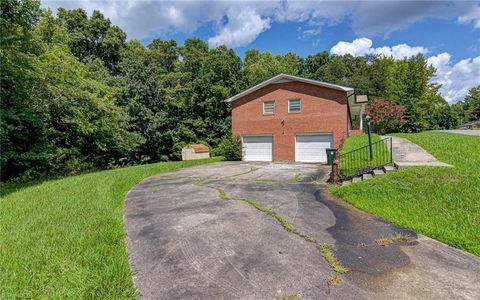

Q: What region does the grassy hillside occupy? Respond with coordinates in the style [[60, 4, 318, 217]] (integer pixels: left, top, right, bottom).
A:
[[332, 132, 480, 256], [0, 158, 223, 299]]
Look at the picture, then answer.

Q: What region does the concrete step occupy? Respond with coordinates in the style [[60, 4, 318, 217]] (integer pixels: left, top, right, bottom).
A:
[[383, 165, 396, 173], [341, 180, 351, 186], [362, 173, 373, 180], [352, 177, 362, 183], [372, 169, 386, 176]]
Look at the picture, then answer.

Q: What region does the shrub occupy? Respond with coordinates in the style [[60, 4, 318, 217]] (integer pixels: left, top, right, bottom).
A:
[[214, 135, 242, 161], [366, 100, 406, 134]]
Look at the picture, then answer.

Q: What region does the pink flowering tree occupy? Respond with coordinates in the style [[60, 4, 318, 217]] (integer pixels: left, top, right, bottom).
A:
[[366, 100, 406, 134]]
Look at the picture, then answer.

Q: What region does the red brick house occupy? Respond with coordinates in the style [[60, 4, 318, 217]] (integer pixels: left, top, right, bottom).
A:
[[225, 74, 364, 162]]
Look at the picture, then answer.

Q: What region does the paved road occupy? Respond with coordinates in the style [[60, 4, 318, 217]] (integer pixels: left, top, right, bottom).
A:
[[124, 162, 480, 299], [436, 130, 480, 136]]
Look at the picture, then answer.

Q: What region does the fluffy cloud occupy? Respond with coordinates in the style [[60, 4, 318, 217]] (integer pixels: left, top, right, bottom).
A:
[[427, 53, 480, 103], [330, 38, 428, 59], [42, 0, 480, 48], [458, 5, 480, 28], [330, 38, 373, 56], [208, 7, 270, 48]]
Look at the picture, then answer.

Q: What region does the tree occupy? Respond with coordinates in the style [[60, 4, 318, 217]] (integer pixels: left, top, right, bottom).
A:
[[385, 54, 442, 132], [366, 100, 406, 134], [0, 0, 47, 180], [461, 86, 480, 122], [148, 39, 178, 73], [242, 50, 303, 86], [32, 45, 141, 175], [303, 51, 330, 77], [117, 40, 173, 161], [178, 38, 209, 78], [56, 8, 126, 73], [192, 45, 242, 147]]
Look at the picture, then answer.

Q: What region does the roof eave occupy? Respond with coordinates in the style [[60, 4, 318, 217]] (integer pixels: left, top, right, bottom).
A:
[[224, 74, 354, 103]]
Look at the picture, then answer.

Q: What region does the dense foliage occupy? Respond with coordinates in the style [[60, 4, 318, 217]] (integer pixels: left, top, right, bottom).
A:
[[366, 100, 406, 134], [1, 0, 478, 181], [213, 135, 242, 161]]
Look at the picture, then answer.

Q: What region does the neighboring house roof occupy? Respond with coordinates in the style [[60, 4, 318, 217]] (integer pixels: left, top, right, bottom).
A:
[[224, 73, 354, 103], [189, 144, 209, 153]]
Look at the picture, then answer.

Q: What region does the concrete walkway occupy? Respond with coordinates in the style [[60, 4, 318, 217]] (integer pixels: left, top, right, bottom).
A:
[[435, 130, 480, 136], [382, 136, 452, 169]]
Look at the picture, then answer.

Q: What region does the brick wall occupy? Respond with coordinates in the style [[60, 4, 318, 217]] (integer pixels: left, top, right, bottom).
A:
[[231, 81, 349, 161], [349, 129, 364, 136]]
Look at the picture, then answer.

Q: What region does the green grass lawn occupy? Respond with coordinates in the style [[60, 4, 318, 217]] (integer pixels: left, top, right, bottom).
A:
[[332, 132, 480, 256], [339, 134, 391, 178], [0, 157, 223, 299], [341, 133, 381, 153]]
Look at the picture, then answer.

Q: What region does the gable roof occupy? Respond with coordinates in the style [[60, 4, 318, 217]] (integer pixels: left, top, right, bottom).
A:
[[224, 73, 354, 103], [189, 144, 209, 153]]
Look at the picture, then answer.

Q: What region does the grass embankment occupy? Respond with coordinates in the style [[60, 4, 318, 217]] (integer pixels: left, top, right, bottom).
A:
[[339, 134, 390, 177], [0, 157, 223, 299], [332, 132, 480, 256]]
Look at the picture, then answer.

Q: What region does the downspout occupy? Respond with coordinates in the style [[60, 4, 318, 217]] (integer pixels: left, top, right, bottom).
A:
[[346, 91, 355, 136]]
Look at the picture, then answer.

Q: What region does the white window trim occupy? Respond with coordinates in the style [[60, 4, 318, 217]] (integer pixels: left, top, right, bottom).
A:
[[288, 99, 301, 113], [263, 100, 275, 115]]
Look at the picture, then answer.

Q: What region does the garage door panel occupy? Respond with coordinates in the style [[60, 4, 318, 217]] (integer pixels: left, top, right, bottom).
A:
[[295, 134, 333, 162], [243, 136, 273, 161]]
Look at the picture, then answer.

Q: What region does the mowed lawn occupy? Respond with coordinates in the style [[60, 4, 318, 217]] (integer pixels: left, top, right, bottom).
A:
[[0, 157, 222, 299], [332, 132, 480, 256], [339, 134, 391, 178]]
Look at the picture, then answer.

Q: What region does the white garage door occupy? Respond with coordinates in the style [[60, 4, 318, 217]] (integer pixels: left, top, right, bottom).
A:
[[243, 135, 273, 161], [295, 134, 333, 162]]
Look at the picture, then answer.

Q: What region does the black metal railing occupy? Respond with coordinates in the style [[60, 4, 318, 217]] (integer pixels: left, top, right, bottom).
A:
[[338, 137, 393, 178]]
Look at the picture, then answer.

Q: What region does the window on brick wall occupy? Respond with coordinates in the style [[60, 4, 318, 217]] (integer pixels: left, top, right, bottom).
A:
[[263, 101, 275, 114], [288, 99, 301, 113]]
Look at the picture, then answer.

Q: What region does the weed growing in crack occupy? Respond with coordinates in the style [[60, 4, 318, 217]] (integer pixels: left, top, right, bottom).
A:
[[326, 274, 341, 286], [240, 197, 347, 280], [277, 293, 299, 300], [208, 186, 229, 200], [317, 244, 348, 274], [192, 177, 207, 186], [190, 184, 348, 285], [190, 177, 229, 200], [375, 233, 411, 246], [290, 173, 302, 183], [228, 167, 259, 178], [240, 198, 298, 234]]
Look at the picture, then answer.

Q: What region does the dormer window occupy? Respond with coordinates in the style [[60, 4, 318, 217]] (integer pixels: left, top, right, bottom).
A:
[[288, 99, 301, 113], [263, 101, 275, 115]]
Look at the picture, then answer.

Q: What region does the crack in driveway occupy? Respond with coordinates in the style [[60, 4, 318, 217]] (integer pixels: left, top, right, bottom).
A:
[[124, 162, 480, 300]]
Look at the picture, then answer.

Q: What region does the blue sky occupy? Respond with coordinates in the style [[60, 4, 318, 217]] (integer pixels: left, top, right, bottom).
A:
[[44, 1, 480, 103]]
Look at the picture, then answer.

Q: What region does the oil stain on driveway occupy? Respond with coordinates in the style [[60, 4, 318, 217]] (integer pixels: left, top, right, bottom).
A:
[[124, 162, 480, 299]]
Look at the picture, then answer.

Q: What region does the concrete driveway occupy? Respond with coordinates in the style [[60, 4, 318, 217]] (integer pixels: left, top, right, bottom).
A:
[[125, 162, 480, 299]]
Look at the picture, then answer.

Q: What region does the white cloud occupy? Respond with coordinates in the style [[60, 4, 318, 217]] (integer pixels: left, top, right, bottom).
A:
[[458, 5, 480, 28], [330, 37, 373, 56], [427, 53, 480, 103], [330, 38, 428, 59], [208, 7, 270, 48], [373, 44, 428, 59], [42, 1, 480, 48]]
